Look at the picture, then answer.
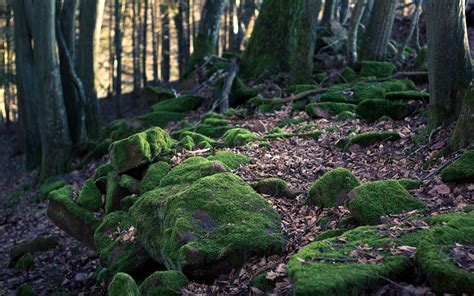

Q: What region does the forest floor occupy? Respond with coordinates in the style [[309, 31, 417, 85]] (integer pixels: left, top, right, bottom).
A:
[[0, 88, 473, 295]]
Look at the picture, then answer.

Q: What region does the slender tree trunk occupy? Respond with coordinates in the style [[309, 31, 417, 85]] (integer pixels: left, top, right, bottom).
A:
[[398, 0, 422, 59], [115, 0, 123, 116], [228, 0, 237, 52], [11, 0, 41, 169], [108, 0, 114, 96], [290, 0, 322, 84], [184, 0, 191, 69], [321, 0, 336, 28], [451, 87, 474, 150], [188, 0, 227, 70], [77, 0, 105, 138], [142, 0, 149, 86], [339, 0, 349, 24], [33, 0, 72, 180], [132, 0, 141, 93], [347, 0, 367, 66], [151, 0, 159, 83], [361, 0, 374, 27], [361, 0, 397, 61], [236, 0, 255, 50], [426, 0, 472, 129], [175, 0, 187, 78], [161, 3, 170, 84]]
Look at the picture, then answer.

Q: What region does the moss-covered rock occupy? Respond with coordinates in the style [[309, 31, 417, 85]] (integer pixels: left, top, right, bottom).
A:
[[109, 127, 172, 174], [385, 90, 429, 101], [17, 283, 37, 296], [320, 83, 385, 104], [77, 179, 102, 211], [47, 186, 100, 249], [396, 178, 422, 190], [13, 253, 34, 272], [207, 151, 251, 170], [337, 131, 401, 150], [94, 211, 152, 274], [136, 111, 185, 128], [105, 172, 131, 214], [222, 128, 262, 147], [152, 95, 204, 113], [108, 272, 140, 296], [92, 163, 113, 181], [180, 131, 218, 146], [379, 79, 416, 93], [254, 178, 289, 198], [356, 99, 408, 122], [139, 270, 189, 296], [140, 161, 171, 193], [130, 166, 282, 280], [178, 135, 195, 151], [414, 46, 428, 70], [250, 272, 277, 292], [336, 111, 357, 121], [144, 86, 176, 103], [360, 61, 396, 78], [201, 112, 225, 121], [119, 175, 140, 194], [9, 236, 58, 266], [306, 102, 357, 119], [441, 150, 474, 183], [347, 180, 427, 225], [195, 123, 231, 138], [307, 168, 360, 207], [38, 177, 66, 201]]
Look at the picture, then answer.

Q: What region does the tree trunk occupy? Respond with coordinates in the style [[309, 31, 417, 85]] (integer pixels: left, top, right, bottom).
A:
[[398, 0, 422, 59], [188, 0, 227, 70], [347, 0, 367, 66], [426, 0, 472, 129], [11, 0, 42, 169], [115, 0, 123, 116], [339, 0, 349, 24], [142, 0, 149, 86], [77, 0, 105, 139], [151, 0, 159, 83], [132, 0, 141, 93], [290, 0, 322, 84], [161, 3, 170, 84], [236, 0, 255, 50], [33, 0, 72, 180], [241, 0, 303, 77], [361, 0, 396, 61], [451, 87, 474, 150], [175, 0, 187, 78], [361, 0, 374, 27], [321, 0, 336, 28]]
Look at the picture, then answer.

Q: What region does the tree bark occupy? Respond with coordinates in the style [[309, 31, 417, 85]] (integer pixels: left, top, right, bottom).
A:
[[11, 0, 42, 169], [77, 0, 105, 139], [398, 0, 422, 59], [347, 0, 367, 66], [236, 0, 255, 50], [362, 0, 397, 61], [321, 0, 336, 28], [142, 0, 149, 86], [151, 0, 159, 83], [132, 0, 141, 93], [426, 0, 472, 129], [451, 87, 474, 150], [115, 0, 123, 117], [188, 0, 227, 70], [339, 0, 349, 24], [161, 3, 170, 84], [33, 0, 72, 180]]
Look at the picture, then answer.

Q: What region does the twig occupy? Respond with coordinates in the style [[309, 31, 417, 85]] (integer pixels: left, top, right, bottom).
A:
[[423, 152, 463, 180]]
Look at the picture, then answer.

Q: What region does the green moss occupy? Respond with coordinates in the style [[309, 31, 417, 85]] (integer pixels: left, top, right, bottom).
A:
[[320, 83, 386, 104], [254, 178, 288, 197], [336, 111, 357, 121], [264, 127, 295, 139], [139, 270, 188, 296], [288, 226, 411, 296], [285, 84, 319, 94], [202, 118, 228, 126], [109, 127, 172, 174], [337, 131, 401, 150], [92, 163, 113, 181], [77, 179, 102, 211], [222, 128, 262, 147], [314, 229, 348, 241], [441, 150, 474, 183], [38, 178, 66, 201], [108, 272, 140, 296], [159, 157, 228, 187], [340, 67, 358, 82], [17, 283, 37, 296], [414, 46, 428, 70], [94, 211, 150, 274], [140, 161, 172, 193], [144, 86, 176, 103], [13, 253, 34, 272], [250, 272, 275, 292], [178, 135, 195, 151], [360, 61, 396, 78], [385, 90, 429, 101], [379, 79, 416, 93], [306, 102, 357, 119], [347, 180, 427, 225], [195, 123, 231, 138], [307, 168, 360, 207], [277, 117, 306, 128], [9, 236, 59, 264], [207, 151, 251, 170], [119, 175, 140, 194], [356, 99, 408, 122], [201, 112, 225, 121], [180, 131, 218, 146], [136, 112, 185, 128], [258, 103, 284, 113], [229, 77, 259, 105], [396, 178, 422, 190], [298, 130, 323, 139], [152, 95, 204, 113]]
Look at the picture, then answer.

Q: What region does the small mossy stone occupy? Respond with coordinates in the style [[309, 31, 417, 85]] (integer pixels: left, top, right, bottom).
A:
[[201, 112, 225, 121], [347, 180, 427, 225], [9, 236, 59, 265], [139, 270, 188, 296], [360, 61, 396, 78], [307, 168, 360, 207], [105, 172, 130, 214], [441, 150, 474, 183], [250, 272, 276, 292], [254, 178, 288, 197], [222, 128, 262, 147], [340, 67, 358, 82], [77, 179, 102, 211], [338, 131, 401, 149], [356, 99, 408, 122], [17, 283, 37, 296], [180, 131, 218, 146], [207, 151, 251, 170], [414, 46, 428, 70], [92, 163, 113, 181], [258, 103, 284, 113], [136, 111, 185, 128], [379, 79, 416, 92], [306, 102, 357, 119], [336, 111, 357, 121], [140, 161, 171, 193], [119, 175, 141, 194], [152, 95, 204, 113], [277, 117, 306, 128], [108, 272, 140, 296], [202, 117, 229, 126], [178, 135, 195, 151], [396, 178, 422, 190], [38, 178, 66, 201], [195, 123, 231, 138], [385, 90, 429, 101], [13, 253, 34, 273]]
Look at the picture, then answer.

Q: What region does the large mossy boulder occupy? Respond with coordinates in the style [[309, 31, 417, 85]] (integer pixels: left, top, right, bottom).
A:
[[207, 151, 251, 170], [108, 272, 140, 296], [139, 271, 189, 296], [307, 168, 360, 208], [306, 102, 357, 119], [320, 83, 385, 104], [47, 186, 100, 249], [38, 177, 66, 201], [356, 99, 408, 122], [347, 180, 427, 225], [254, 178, 289, 198], [109, 127, 172, 174], [441, 150, 474, 183], [152, 95, 204, 113], [360, 61, 396, 78], [129, 157, 283, 280], [94, 211, 153, 274]]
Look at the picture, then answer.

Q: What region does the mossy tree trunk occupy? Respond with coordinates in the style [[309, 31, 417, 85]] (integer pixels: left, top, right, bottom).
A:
[[11, 0, 42, 170], [77, 0, 105, 139], [451, 87, 474, 150], [426, 0, 472, 129], [290, 0, 322, 84], [347, 0, 367, 67], [361, 0, 397, 61], [241, 0, 303, 77], [33, 0, 72, 180], [188, 0, 227, 71]]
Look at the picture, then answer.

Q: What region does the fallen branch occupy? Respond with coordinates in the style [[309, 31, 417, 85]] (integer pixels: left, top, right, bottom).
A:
[[367, 71, 429, 83], [423, 151, 463, 180], [212, 57, 239, 113]]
